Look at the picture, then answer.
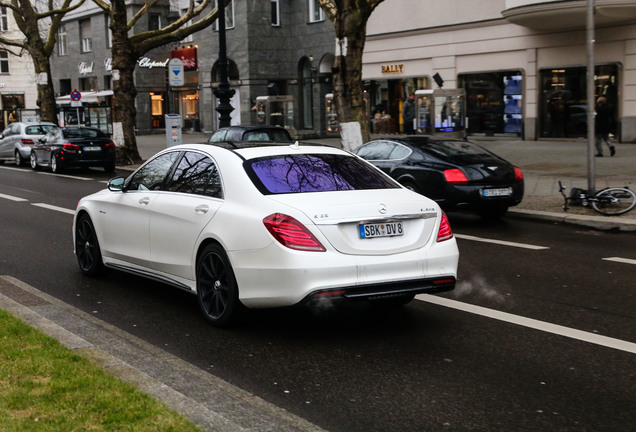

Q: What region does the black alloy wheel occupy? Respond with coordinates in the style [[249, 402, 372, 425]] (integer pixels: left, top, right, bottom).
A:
[[196, 243, 241, 327], [75, 214, 104, 276]]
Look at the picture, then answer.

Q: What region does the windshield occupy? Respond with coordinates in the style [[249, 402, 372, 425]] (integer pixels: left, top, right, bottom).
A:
[[246, 153, 399, 194], [26, 125, 55, 135]]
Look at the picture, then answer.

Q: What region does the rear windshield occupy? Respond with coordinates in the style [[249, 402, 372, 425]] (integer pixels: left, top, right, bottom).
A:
[[25, 125, 55, 135], [423, 140, 500, 164], [246, 153, 399, 194], [62, 128, 106, 139], [244, 130, 292, 142]]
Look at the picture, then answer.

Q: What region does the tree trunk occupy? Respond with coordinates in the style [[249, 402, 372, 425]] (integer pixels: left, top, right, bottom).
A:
[[32, 54, 58, 124], [332, 8, 371, 143], [110, 0, 142, 165]]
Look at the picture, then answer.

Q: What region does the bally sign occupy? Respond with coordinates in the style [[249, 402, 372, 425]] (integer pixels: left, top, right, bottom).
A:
[[381, 64, 405, 74], [171, 47, 198, 71]]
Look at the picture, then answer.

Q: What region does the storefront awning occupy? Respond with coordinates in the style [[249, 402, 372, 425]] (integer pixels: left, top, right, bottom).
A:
[[56, 90, 114, 105]]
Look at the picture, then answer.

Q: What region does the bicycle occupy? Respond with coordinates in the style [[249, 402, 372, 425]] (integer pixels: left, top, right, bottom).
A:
[[559, 181, 636, 216]]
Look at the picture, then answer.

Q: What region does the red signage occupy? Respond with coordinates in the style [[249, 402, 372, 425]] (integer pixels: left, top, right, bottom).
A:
[[171, 47, 198, 71]]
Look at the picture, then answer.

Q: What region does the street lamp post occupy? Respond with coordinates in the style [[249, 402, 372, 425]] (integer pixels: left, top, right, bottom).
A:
[[214, 0, 235, 128]]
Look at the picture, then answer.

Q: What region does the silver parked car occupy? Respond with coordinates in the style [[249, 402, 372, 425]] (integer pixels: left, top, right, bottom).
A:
[[0, 122, 56, 167]]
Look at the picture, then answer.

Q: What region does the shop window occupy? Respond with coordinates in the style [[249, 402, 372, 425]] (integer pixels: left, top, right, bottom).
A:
[[0, 50, 8, 73], [459, 71, 523, 137], [539, 65, 618, 139], [79, 77, 97, 91]]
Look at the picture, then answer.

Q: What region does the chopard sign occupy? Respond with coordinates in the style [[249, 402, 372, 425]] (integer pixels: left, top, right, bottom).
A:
[[381, 64, 405, 74], [137, 57, 170, 68]]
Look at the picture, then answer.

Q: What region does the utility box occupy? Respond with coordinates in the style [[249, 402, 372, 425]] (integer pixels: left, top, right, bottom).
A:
[[165, 114, 182, 147]]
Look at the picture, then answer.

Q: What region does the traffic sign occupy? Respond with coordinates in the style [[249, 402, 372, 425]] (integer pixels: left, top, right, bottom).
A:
[[168, 58, 184, 86], [70, 90, 82, 101]]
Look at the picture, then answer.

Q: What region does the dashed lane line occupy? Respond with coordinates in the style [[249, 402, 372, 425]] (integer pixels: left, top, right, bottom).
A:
[[32, 203, 76, 215], [455, 233, 549, 250], [603, 257, 636, 265], [0, 193, 28, 202], [417, 294, 636, 355]]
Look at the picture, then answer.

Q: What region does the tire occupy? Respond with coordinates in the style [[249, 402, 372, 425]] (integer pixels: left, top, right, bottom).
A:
[[592, 187, 636, 216], [476, 204, 509, 220], [50, 154, 61, 173], [196, 243, 242, 327], [15, 151, 26, 167], [75, 214, 105, 276], [30, 152, 40, 170]]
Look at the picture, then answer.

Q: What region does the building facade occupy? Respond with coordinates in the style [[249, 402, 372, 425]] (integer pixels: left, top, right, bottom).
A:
[[49, 0, 336, 137], [364, 0, 636, 142], [0, 5, 39, 129]]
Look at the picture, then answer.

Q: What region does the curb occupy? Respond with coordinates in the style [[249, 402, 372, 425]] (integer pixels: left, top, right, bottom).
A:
[[508, 208, 636, 232]]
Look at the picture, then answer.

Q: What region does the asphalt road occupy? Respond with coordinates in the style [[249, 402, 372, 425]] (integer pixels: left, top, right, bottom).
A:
[[1, 164, 635, 431]]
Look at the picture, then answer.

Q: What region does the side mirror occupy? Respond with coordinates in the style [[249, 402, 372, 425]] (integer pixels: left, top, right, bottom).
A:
[[108, 177, 125, 191]]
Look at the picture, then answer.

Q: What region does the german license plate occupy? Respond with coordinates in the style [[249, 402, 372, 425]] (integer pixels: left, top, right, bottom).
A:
[[83, 146, 100, 151], [359, 221, 404, 239], [482, 187, 512, 197]]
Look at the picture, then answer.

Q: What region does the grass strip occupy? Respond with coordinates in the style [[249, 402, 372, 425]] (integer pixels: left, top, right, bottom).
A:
[[0, 308, 204, 432]]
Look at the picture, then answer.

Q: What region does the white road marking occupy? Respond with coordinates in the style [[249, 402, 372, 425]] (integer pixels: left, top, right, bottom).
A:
[[31, 203, 76, 215], [455, 233, 549, 250], [0, 193, 28, 202], [0, 166, 23, 172], [417, 294, 636, 354], [603, 257, 636, 265], [36, 171, 92, 181]]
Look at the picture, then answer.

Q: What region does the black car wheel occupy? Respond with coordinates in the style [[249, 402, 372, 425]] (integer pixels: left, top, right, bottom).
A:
[[50, 154, 62, 173], [29, 152, 40, 170], [196, 243, 242, 327], [401, 180, 421, 194], [75, 214, 104, 276]]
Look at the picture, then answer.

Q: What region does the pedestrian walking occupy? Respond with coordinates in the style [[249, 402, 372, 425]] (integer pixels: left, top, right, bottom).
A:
[[402, 93, 415, 135], [595, 97, 615, 157]]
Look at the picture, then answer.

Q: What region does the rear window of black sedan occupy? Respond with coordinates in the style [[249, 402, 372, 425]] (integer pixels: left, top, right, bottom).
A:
[[246, 153, 400, 194]]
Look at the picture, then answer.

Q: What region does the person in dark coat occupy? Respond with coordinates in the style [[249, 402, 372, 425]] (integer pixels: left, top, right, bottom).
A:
[[595, 97, 615, 157], [402, 93, 416, 135]]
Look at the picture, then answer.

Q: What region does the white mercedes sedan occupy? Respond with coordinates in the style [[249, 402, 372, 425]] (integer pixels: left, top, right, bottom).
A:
[[74, 142, 459, 326]]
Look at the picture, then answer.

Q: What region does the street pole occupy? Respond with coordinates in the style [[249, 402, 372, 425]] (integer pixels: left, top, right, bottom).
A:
[[586, 0, 596, 193], [214, 0, 235, 128]]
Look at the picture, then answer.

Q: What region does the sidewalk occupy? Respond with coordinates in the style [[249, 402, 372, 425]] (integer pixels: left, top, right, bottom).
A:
[[136, 133, 636, 231]]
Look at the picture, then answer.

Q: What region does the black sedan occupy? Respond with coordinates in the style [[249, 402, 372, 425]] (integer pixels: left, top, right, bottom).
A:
[[353, 136, 524, 219], [207, 125, 293, 143], [30, 127, 116, 173]]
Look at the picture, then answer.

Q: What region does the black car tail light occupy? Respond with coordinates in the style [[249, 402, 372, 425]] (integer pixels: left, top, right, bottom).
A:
[[263, 213, 326, 252], [63, 143, 80, 151], [105, 142, 116, 151], [514, 167, 524, 181], [444, 168, 469, 184]]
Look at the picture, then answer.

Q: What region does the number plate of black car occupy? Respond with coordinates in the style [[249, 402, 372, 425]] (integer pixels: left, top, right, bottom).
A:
[[359, 221, 404, 239]]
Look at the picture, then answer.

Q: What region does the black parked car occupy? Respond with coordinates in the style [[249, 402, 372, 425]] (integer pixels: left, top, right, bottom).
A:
[[207, 126, 293, 143], [30, 127, 116, 173], [354, 136, 524, 219]]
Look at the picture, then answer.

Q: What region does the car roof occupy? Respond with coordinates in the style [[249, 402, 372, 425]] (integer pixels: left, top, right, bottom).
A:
[[170, 142, 346, 160], [217, 125, 289, 132]]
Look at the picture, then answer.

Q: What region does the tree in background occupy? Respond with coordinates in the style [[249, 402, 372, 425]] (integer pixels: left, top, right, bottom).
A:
[[0, 0, 86, 124], [318, 0, 384, 147], [92, 0, 231, 164]]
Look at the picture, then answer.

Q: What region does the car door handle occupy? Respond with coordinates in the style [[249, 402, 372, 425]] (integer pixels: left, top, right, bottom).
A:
[[139, 197, 150, 205], [195, 204, 209, 214]]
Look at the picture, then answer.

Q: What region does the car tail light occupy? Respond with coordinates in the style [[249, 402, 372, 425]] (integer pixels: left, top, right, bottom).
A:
[[514, 166, 524, 181], [263, 213, 326, 252], [20, 138, 35, 145], [444, 168, 469, 184], [63, 142, 80, 151], [105, 142, 116, 151], [436, 211, 453, 242]]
